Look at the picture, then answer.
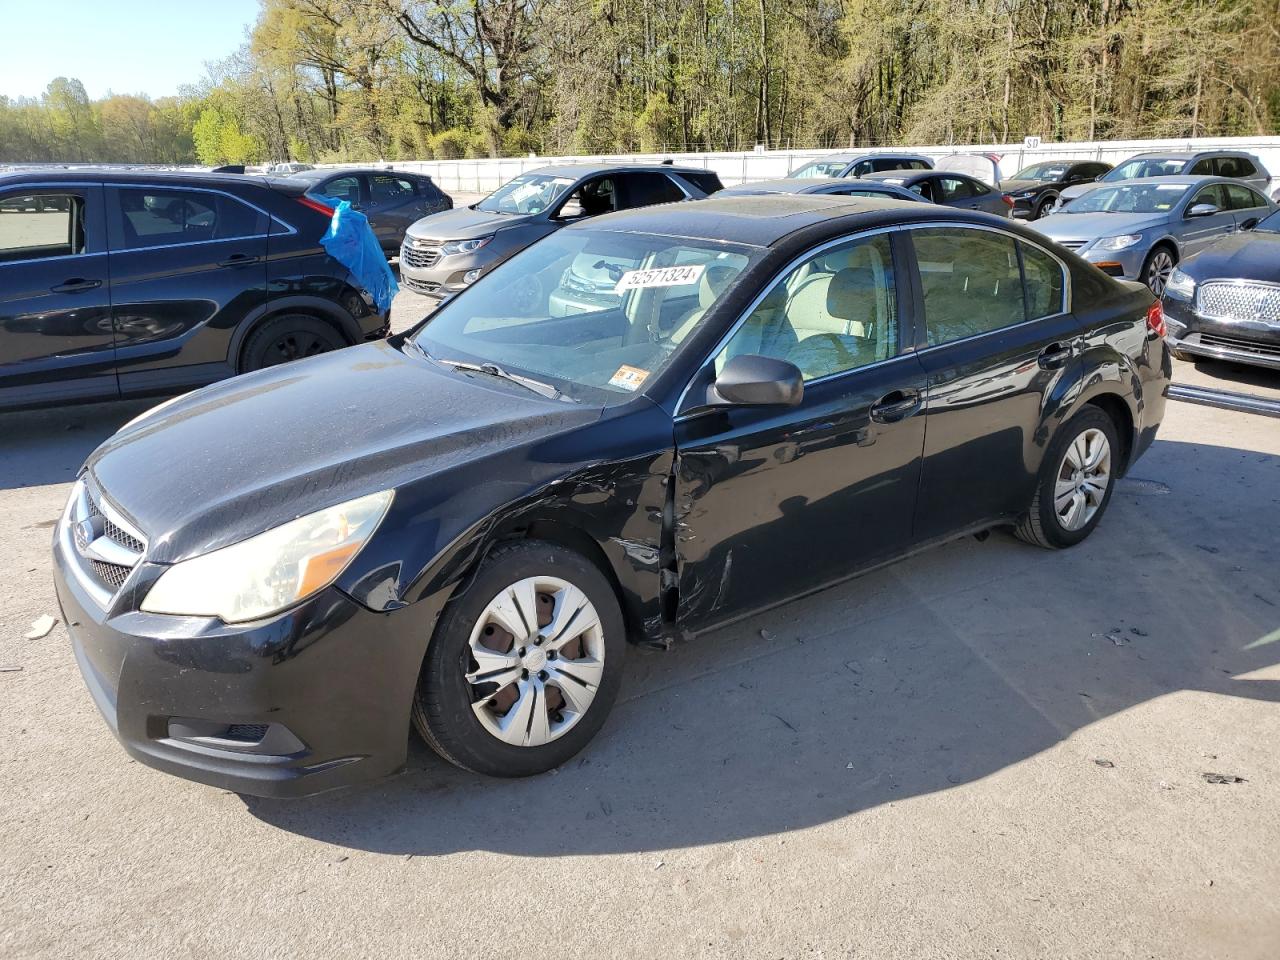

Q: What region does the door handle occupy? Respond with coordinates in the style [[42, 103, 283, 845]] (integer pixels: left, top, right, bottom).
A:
[[50, 278, 102, 293], [1037, 341, 1073, 370], [869, 389, 922, 424], [218, 254, 260, 268]]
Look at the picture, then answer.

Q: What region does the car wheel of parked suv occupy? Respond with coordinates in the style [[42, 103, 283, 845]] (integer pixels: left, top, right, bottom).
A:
[[1015, 407, 1119, 549], [412, 540, 627, 776], [241, 314, 348, 372]]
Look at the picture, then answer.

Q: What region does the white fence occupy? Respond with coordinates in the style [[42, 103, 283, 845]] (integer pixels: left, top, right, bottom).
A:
[[322, 135, 1280, 194]]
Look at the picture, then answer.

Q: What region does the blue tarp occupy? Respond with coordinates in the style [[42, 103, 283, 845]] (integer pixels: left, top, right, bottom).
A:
[[319, 200, 399, 314]]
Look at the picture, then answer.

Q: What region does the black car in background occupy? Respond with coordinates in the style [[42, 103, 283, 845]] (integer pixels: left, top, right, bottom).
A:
[[284, 168, 452, 254], [1162, 208, 1280, 370], [54, 195, 1169, 797], [858, 169, 1009, 215], [999, 160, 1114, 220], [0, 169, 388, 410], [787, 152, 933, 179]]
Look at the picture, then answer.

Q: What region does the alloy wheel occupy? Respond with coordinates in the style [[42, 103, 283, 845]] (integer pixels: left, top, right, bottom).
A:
[[1054, 427, 1111, 531], [266, 332, 332, 365], [464, 576, 605, 747], [1145, 249, 1175, 296]]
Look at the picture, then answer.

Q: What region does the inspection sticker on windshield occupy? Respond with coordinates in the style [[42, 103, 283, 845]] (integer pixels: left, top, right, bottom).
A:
[[609, 365, 651, 391], [614, 264, 704, 293]]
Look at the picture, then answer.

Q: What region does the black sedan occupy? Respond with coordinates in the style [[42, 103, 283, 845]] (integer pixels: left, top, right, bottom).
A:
[[285, 168, 452, 255], [718, 177, 927, 203], [1162, 209, 1280, 369], [54, 196, 1170, 797], [999, 160, 1113, 220], [858, 170, 1009, 216]]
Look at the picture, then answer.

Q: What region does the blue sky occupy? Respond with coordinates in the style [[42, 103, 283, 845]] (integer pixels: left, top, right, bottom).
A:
[[0, 0, 260, 100]]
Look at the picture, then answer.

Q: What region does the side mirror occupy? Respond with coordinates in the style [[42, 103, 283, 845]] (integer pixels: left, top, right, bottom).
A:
[[709, 354, 804, 408], [1241, 218, 1259, 231], [1187, 202, 1220, 218]]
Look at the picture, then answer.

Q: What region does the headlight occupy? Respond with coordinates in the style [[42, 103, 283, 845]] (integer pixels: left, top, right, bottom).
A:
[[440, 236, 492, 257], [141, 490, 393, 623], [1095, 234, 1142, 251], [1164, 268, 1196, 300]]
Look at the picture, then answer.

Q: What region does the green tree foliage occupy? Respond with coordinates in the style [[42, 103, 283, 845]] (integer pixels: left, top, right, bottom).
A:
[[3, 0, 1278, 164]]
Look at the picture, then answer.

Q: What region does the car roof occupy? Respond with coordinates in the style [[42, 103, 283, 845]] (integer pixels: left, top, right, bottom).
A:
[[521, 162, 714, 179], [858, 170, 934, 184], [1126, 150, 1252, 161], [567, 193, 990, 247], [288, 167, 424, 180], [1092, 175, 1224, 187], [0, 168, 268, 190]]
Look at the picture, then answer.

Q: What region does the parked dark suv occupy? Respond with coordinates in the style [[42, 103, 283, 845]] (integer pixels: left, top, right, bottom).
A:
[[0, 169, 388, 410], [285, 168, 451, 254]]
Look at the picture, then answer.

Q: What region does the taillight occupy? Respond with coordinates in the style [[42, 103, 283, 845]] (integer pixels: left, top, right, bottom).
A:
[[1146, 300, 1166, 338], [296, 195, 336, 217], [1001, 194, 1015, 207]]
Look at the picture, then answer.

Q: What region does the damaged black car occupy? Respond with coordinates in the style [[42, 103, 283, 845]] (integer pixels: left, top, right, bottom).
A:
[[54, 195, 1170, 797]]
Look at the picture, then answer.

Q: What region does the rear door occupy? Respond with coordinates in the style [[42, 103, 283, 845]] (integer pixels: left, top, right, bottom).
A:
[[618, 172, 688, 210], [106, 184, 269, 394], [1223, 183, 1271, 231], [907, 225, 1079, 541], [365, 173, 429, 252], [0, 183, 116, 408]]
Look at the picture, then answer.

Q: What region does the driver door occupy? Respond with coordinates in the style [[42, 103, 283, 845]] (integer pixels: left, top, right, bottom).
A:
[[672, 231, 927, 630], [1182, 184, 1237, 256]]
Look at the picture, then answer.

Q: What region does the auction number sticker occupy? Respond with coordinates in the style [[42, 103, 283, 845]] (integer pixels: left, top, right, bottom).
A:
[[609, 365, 651, 391], [614, 264, 705, 293]]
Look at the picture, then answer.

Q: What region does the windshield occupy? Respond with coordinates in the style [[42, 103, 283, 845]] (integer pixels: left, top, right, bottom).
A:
[[1102, 158, 1185, 181], [476, 174, 576, 214], [1012, 162, 1069, 181], [789, 159, 850, 179], [1065, 182, 1189, 214], [409, 229, 759, 403]]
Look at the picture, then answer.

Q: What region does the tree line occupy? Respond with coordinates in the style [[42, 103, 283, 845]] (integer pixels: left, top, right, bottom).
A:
[[3, 0, 1278, 167]]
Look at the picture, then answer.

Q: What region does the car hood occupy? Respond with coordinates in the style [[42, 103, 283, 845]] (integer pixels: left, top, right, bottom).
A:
[[1182, 230, 1280, 281], [1031, 211, 1168, 243], [85, 340, 601, 563], [405, 207, 528, 242]]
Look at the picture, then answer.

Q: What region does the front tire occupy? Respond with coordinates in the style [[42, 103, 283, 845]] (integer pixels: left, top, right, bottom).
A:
[[412, 540, 626, 777], [1141, 245, 1177, 297], [1015, 407, 1119, 549]]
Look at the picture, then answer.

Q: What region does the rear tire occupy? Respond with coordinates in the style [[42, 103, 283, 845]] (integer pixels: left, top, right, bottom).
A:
[[240, 314, 347, 372], [1015, 407, 1119, 549], [412, 540, 626, 777]]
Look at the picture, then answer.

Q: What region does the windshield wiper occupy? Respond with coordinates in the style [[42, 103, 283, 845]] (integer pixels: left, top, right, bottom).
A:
[[433, 357, 571, 402]]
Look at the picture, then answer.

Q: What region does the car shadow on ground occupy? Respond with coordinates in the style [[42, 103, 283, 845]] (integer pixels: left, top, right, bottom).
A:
[[243, 436, 1280, 857], [0, 398, 155, 492]]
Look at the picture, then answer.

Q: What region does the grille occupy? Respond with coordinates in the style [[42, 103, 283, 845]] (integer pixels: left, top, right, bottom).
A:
[[87, 497, 145, 553], [1196, 281, 1280, 323], [1199, 333, 1280, 357], [225, 724, 269, 743], [90, 560, 131, 589], [1057, 240, 1088, 251], [401, 243, 441, 269], [403, 276, 441, 294]]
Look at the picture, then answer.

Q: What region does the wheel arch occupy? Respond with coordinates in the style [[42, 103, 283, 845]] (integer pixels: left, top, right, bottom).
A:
[[1083, 392, 1135, 475], [229, 295, 361, 372]]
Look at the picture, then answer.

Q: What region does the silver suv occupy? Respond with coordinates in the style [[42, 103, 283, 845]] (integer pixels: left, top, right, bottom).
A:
[[1058, 150, 1272, 207], [400, 163, 722, 306]]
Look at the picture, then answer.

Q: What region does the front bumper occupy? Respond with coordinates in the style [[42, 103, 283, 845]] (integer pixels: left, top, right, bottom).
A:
[[54, 534, 426, 798], [1080, 245, 1144, 281], [398, 240, 497, 302], [1164, 298, 1280, 369]]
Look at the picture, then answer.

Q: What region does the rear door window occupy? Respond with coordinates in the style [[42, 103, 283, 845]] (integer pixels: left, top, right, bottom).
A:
[[1224, 183, 1266, 210], [1189, 158, 1215, 176], [0, 192, 85, 262], [911, 228, 1027, 345], [315, 175, 363, 206], [676, 171, 724, 195], [109, 188, 265, 250], [938, 177, 975, 201], [369, 174, 417, 207], [621, 173, 686, 208]]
